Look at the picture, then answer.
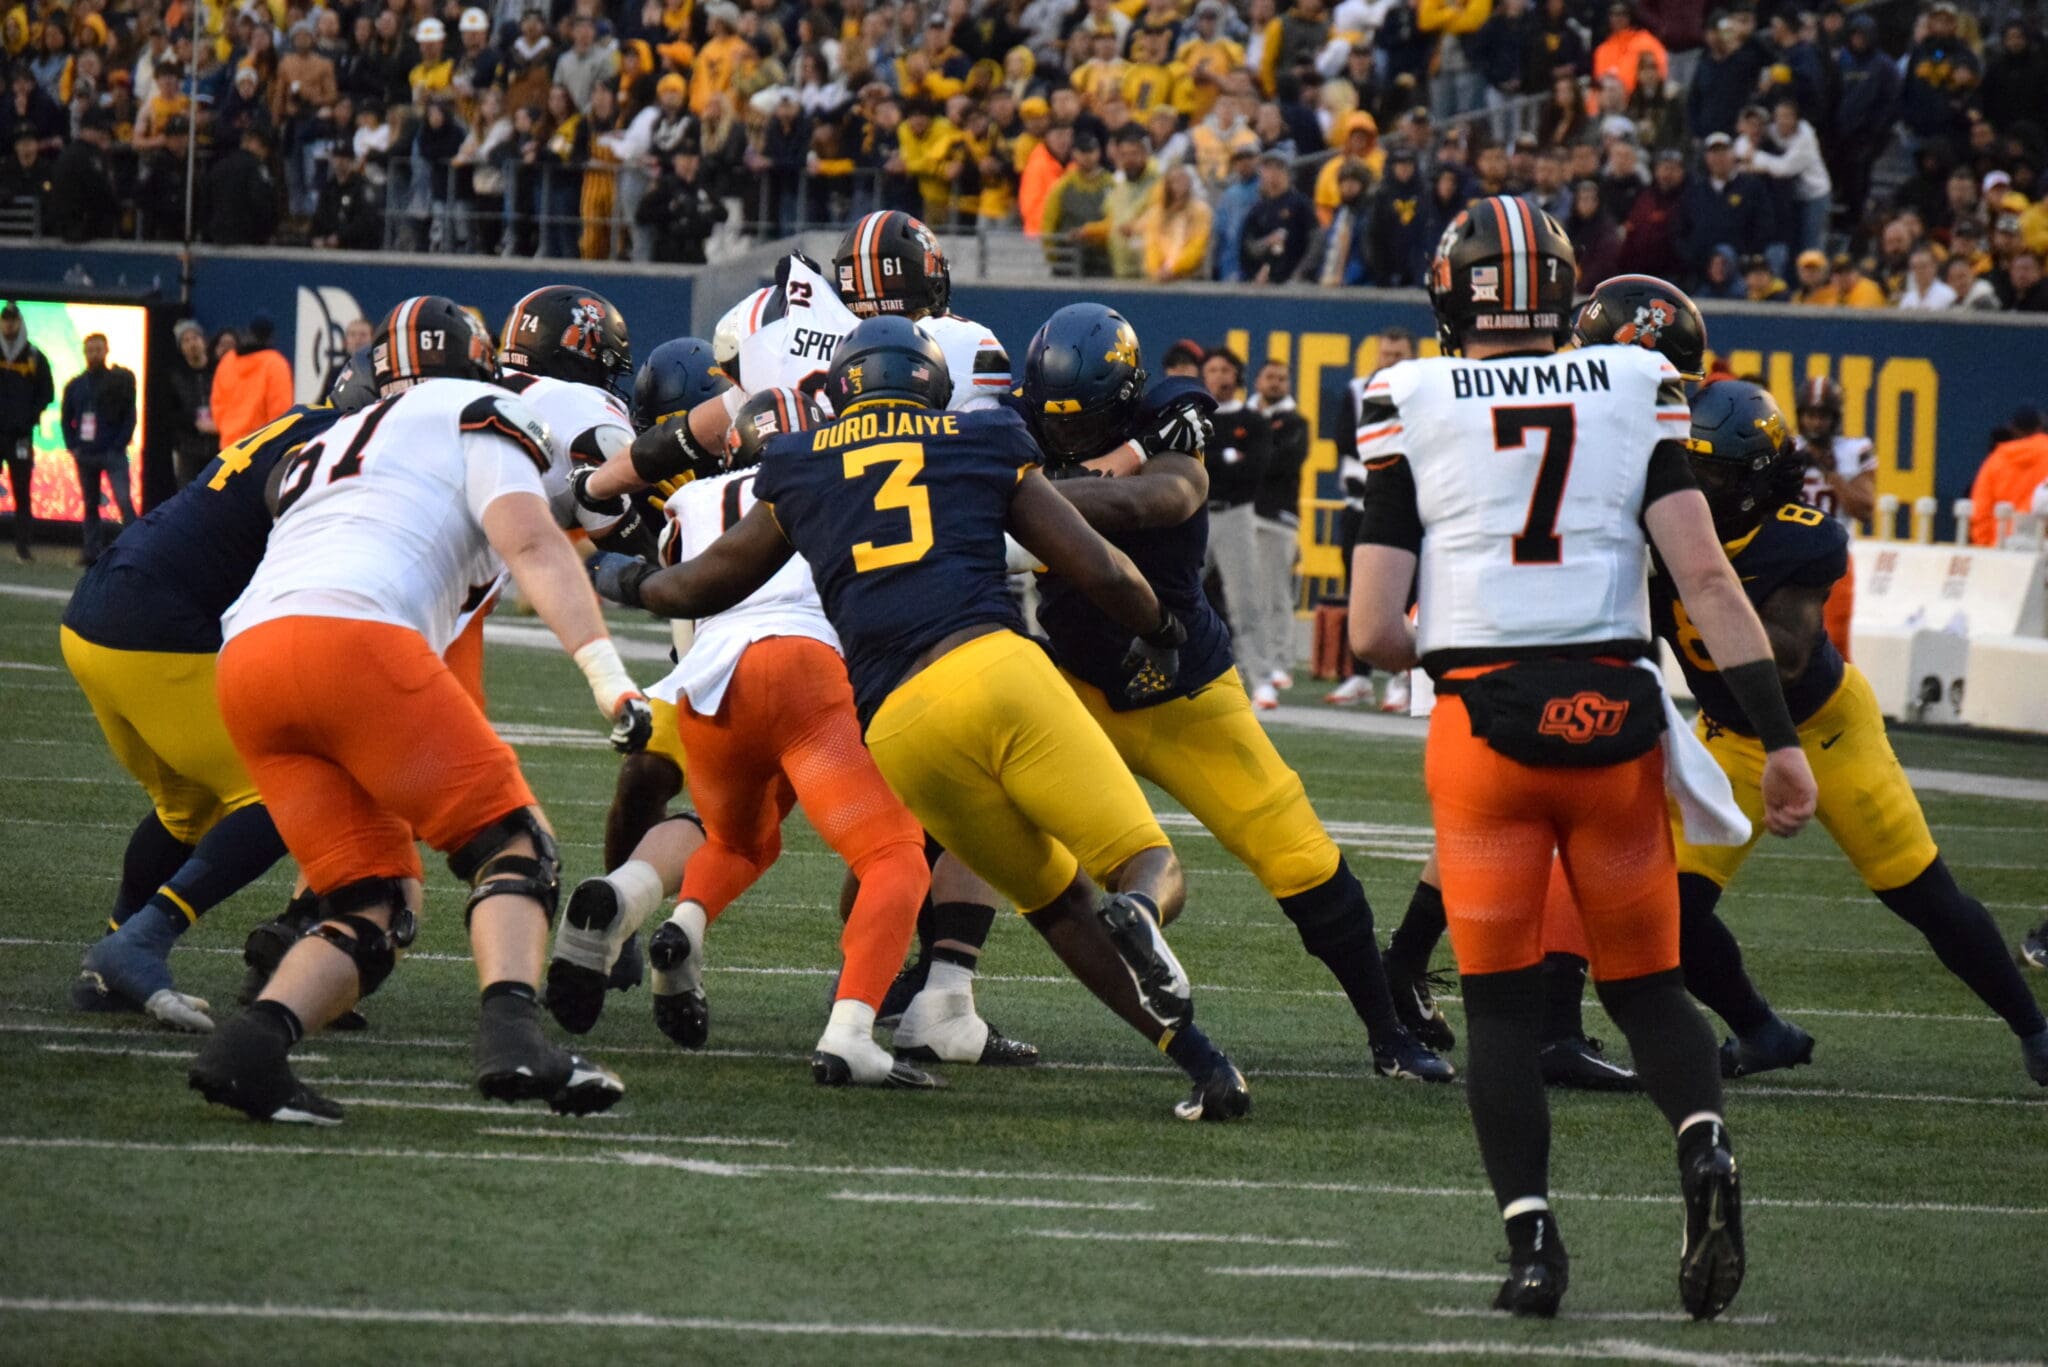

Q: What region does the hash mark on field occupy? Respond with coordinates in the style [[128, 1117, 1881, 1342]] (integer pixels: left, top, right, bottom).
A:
[[1424, 1306, 1778, 1326], [1211, 1264, 1498, 1285], [1028, 1228, 1345, 1249], [300, 1077, 469, 1091], [41, 1043, 332, 1063], [0, 660, 59, 671], [477, 1126, 792, 1148], [324, 1096, 628, 1119], [830, 1191, 1150, 1212]]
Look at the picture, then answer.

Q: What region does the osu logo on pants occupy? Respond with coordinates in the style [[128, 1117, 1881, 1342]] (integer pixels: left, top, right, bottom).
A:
[[1538, 692, 1630, 744]]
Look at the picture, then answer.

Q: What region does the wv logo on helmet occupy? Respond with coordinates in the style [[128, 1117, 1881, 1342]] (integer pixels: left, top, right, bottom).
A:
[[1537, 691, 1631, 744]]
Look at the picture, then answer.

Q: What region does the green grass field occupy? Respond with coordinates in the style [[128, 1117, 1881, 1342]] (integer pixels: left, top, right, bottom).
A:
[[2, 555, 2045, 1367]]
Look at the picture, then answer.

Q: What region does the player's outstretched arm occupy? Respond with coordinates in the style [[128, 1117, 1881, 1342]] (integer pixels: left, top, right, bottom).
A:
[[1055, 452, 1209, 534], [1646, 487, 1817, 836], [587, 398, 737, 500], [1010, 468, 1164, 632], [594, 501, 794, 620]]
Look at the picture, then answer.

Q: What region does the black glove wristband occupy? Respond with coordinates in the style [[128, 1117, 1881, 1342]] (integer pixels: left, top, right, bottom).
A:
[[1722, 657, 1801, 751], [629, 412, 715, 485], [1141, 609, 1187, 649]]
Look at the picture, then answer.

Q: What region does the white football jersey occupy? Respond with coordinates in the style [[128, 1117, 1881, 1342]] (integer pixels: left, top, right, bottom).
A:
[[1797, 434, 1874, 528], [735, 254, 1009, 413], [1357, 345, 1690, 663], [498, 370, 633, 470], [647, 465, 838, 715], [224, 380, 560, 656]]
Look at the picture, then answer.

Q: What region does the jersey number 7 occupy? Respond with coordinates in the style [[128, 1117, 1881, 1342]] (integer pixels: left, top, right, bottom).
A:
[[1492, 404, 1574, 565]]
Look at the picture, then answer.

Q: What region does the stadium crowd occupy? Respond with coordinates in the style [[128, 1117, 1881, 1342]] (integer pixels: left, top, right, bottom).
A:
[[2, 0, 2047, 305]]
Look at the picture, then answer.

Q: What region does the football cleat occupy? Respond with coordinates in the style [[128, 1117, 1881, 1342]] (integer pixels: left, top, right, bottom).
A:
[[2020, 921, 2048, 972], [1323, 674, 1372, 706], [1540, 1035, 1639, 1092], [2022, 1026, 2048, 1086], [1719, 1016, 1815, 1078], [71, 936, 213, 1033], [545, 877, 624, 1035], [475, 994, 624, 1116], [1379, 671, 1412, 713], [649, 917, 709, 1049], [1099, 893, 1194, 1031], [1678, 1125, 1745, 1320], [892, 988, 1040, 1066], [609, 931, 645, 992], [813, 1026, 944, 1089], [1252, 682, 1280, 711], [188, 1013, 341, 1125], [1172, 1058, 1251, 1122], [876, 959, 930, 1029], [1385, 956, 1456, 1052], [1371, 1030, 1457, 1083], [1268, 670, 1294, 690], [1493, 1214, 1569, 1318]]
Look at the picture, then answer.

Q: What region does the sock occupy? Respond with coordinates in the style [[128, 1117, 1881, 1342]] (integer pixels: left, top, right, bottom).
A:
[[604, 859, 668, 944], [1676, 1111, 1729, 1168], [1162, 1020, 1226, 1081], [248, 998, 304, 1046], [481, 979, 540, 1010], [1539, 953, 1589, 1044], [1277, 859, 1404, 1044], [1461, 966, 1551, 1210], [112, 811, 193, 929], [1877, 859, 2048, 1037], [137, 805, 289, 930], [1595, 968, 1724, 1130], [1387, 878, 1447, 969], [925, 900, 995, 969], [1502, 1198, 1560, 1258], [927, 960, 975, 995], [1677, 873, 1776, 1036]]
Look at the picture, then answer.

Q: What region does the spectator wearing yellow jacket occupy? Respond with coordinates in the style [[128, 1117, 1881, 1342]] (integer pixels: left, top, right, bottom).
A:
[[1119, 30, 1177, 114], [1138, 164, 1214, 280], [1174, 2, 1243, 119], [898, 99, 962, 225], [1314, 111, 1383, 226]]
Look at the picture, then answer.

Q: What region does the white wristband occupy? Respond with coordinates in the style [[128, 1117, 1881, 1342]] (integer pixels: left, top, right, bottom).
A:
[[572, 638, 639, 718]]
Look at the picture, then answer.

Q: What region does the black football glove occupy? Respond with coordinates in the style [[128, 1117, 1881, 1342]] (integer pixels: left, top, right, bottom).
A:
[[1139, 400, 1214, 461], [1044, 461, 1102, 482], [1119, 609, 1188, 703], [608, 694, 654, 754], [587, 550, 653, 609]]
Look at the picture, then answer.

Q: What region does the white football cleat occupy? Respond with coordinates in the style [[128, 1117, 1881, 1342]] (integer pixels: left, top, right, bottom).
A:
[[1379, 671, 1412, 713], [1267, 669, 1293, 690], [1323, 674, 1372, 705], [1252, 682, 1279, 711]]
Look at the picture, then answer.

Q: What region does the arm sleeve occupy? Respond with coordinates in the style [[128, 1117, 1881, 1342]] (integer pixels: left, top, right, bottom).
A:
[[1355, 454, 1422, 554], [463, 429, 551, 521]]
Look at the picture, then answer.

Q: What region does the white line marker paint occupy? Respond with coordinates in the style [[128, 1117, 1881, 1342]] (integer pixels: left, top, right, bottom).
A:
[[324, 1096, 627, 1119], [1739, 1085, 2048, 1109], [41, 1042, 331, 1063], [0, 583, 74, 601], [476, 1126, 792, 1149], [1211, 1265, 1498, 1285], [0, 660, 60, 671], [1028, 1229, 1344, 1249], [299, 1077, 470, 1091], [1423, 1307, 1777, 1327], [830, 1191, 1150, 1212]]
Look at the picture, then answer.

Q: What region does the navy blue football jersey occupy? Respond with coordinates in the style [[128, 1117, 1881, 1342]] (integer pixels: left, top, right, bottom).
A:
[[63, 404, 341, 654], [1651, 501, 1848, 733], [1017, 377, 1235, 710], [753, 402, 1038, 723]]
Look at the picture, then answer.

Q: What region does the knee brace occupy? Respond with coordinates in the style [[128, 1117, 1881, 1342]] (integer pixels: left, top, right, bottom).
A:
[[309, 878, 416, 998], [450, 808, 561, 927], [653, 810, 706, 839]]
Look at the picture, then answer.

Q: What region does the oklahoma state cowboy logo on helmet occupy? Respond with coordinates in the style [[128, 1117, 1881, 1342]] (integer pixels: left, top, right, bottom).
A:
[[1610, 300, 1677, 349], [1538, 691, 1631, 744]]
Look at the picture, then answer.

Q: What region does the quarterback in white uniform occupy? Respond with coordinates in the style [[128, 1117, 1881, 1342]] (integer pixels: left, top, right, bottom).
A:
[[192, 295, 651, 1126]]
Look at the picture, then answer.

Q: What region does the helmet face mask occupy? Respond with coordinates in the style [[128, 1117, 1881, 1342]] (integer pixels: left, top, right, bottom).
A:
[[834, 211, 951, 321], [1687, 380, 1796, 540], [1428, 198, 1578, 356], [498, 285, 633, 400], [1022, 303, 1147, 463], [1572, 273, 1708, 381], [825, 316, 951, 412]]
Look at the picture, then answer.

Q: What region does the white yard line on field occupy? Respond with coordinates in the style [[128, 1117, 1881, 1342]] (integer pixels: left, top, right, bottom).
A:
[[475, 1126, 791, 1148], [1028, 1228, 1345, 1249], [830, 1190, 1150, 1212], [1210, 1264, 1498, 1285], [0, 660, 59, 671], [1423, 1306, 1778, 1327], [323, 1096, 629, 1119], [40, 1042, 330, 1063], [0, 583, 74, 601]]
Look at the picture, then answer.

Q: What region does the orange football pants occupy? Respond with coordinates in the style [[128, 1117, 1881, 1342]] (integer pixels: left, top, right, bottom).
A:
[[675, 635, 927, 1009], [1425, 694, 1678, 983], [218, 616, 536, 892], [1823, 551, 1854, 662]]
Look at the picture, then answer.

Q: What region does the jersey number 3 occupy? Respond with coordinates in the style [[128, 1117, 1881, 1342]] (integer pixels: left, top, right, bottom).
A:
[[844, 442, 934, 572], [1492, 404, 1575, 565]]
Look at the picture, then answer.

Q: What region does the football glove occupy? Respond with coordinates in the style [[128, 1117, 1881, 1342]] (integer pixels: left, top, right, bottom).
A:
[[587, 550, 653, 609], [609, 695, 654, 754], [570, 466, 639, 541], [1120, 609, 1188, 703], [1139, 400, 1214, 462], [1044, 461, 1102, 482]]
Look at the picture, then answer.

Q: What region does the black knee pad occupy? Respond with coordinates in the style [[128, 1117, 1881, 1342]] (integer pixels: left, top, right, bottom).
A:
[[309, 879, 416, 999], [452, 809, 562, 928], [1276, 859, 1372, 958]]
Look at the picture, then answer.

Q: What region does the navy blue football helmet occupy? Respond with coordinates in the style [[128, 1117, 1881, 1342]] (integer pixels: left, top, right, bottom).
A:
[[326, 346, 378, 413], [825, 317, 949, 411], [1021, 303, 1147, 463], [1687, 380, 1800, 538], [631, 336, 731, 433]]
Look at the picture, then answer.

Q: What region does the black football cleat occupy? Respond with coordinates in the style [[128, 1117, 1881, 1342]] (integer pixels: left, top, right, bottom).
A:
[[1678, 1127, 1745, 1320], [1099, 892, 1193, 1030], [609, 931, 645, 992], [188, 1012, 342, 1125], [1385, 955, 1456, 1052], [811, 1042, 944, 1089], [1172, 1058, 1251, 1122], [876, 959, 930, 1030], [1720, 1016, 1815, 1079], [475, 992, 623, 1116], [2021, 1027, 2048, 1086], [2020, 921, 2048, 973], [1371, 1030, 1457, 1083], [1540, 1035, 1639, 1091], [547, 878, 627, 1035], [648, 919, 709, 1049], [1493, 1215, 1569, 1319]]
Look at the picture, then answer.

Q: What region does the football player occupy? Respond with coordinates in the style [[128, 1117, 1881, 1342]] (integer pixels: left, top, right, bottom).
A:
[[573, 388, 936, 1086], [58, 353, 374, 1031], [1791, 375, 1869, 658], [590, 318, 1252, 1120], [189, 296, 651, 1124], [1011, 302, 1452, 1082], [1349, 198, 1816, 1319], [1656, 381, 2048, 1087]]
